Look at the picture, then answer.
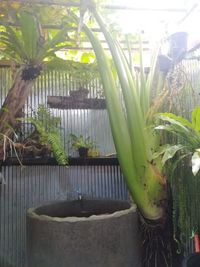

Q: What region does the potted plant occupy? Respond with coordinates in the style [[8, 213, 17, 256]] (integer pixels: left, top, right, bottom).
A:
[[69, 133, 95, 157], [69, 88, 89, 100], [66, 60, 99, 98]]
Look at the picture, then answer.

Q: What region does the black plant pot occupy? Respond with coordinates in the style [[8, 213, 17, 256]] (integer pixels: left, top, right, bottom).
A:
[[78, 147, 89, 157], [168, 32, 188, 62], [158, 55, 173, 73], [182, 253, 200, 267]]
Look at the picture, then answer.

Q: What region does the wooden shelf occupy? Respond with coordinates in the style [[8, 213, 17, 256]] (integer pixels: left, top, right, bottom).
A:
[[47, 96, 106, 110], [1, 157, 119, 166]]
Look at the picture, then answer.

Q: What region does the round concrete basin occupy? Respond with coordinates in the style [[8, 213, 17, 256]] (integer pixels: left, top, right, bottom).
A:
[[27, 199, 141, 267]]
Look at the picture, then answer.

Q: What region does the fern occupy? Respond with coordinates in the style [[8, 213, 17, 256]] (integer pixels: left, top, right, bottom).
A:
[[25, 105, 68, 165], [48, 133, 68, 165]]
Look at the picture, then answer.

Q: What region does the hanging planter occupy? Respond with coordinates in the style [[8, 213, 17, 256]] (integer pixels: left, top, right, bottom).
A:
[[27, 199, 141, 267], [158, 55, 173, 74], [168, 32, 188, 62]]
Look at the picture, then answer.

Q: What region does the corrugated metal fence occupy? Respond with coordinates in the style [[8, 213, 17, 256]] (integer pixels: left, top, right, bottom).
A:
[[0, 67, 128, 267]]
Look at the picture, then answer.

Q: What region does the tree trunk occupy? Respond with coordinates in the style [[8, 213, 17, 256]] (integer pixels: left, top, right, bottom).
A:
[[0, 71, 34, 159]]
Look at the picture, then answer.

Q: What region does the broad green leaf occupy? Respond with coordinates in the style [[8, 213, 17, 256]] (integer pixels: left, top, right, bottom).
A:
[[158, 113, 200, 148], [159, 112, 193, 129], [152, 144, 184, 165], [152, 144, 173, 159], [155, 123, 190, 140], [162, 144, 184, 165]]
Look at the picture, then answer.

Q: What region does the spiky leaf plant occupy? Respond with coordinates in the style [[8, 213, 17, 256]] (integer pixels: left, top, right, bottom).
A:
[[73, 4, 175, 266]]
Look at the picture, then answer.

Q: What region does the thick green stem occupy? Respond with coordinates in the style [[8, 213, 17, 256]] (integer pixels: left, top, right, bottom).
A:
[[82, 14, 167, 220]]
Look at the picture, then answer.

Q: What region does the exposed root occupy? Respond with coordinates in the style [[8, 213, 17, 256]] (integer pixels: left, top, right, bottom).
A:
[[139, 212, 172, 267]]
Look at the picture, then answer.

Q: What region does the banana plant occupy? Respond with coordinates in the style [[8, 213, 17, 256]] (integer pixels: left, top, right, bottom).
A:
[[0, 11, 72, 162], [157, 106, 200, 176]]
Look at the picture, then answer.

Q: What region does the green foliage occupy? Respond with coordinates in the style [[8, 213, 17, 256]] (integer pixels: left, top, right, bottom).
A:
[[152, 144, 184, 166], [0, 11, 71, 64], [47, 57, 99, 87], [157, 107, 200, 175], [192, 106, 200, 131], [25, 105, 68, 165], [69, 134, 95, 150], [75, 8, 168, 220]]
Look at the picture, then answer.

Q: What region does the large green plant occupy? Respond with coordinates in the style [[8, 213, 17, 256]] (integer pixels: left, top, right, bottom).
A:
[[81, 8, 166, 220], [73, 6, 175, 265], [0, 11, 72, 160]]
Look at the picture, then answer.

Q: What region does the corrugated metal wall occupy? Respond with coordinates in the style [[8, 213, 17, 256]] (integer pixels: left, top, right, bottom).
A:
[[0, 67, 116, 155], [0, 67, 128, 267]]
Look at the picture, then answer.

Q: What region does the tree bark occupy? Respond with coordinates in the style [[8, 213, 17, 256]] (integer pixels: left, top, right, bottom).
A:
[[0, 71, 34, 159]]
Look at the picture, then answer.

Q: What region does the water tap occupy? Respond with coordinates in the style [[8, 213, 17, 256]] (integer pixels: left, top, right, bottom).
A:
[[76, 189, 82, 201]]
